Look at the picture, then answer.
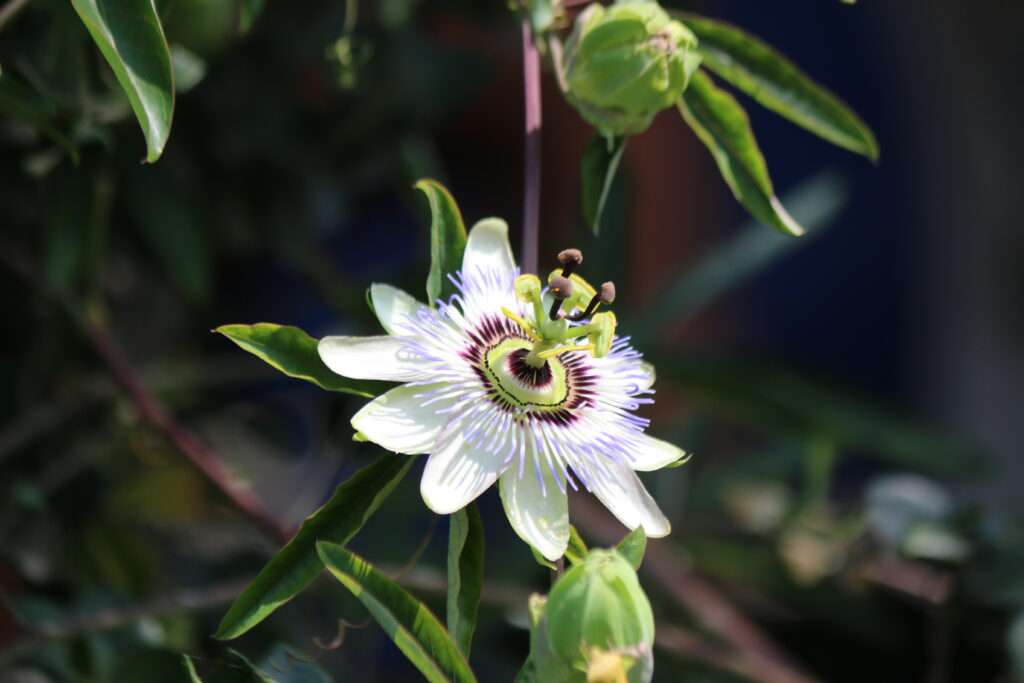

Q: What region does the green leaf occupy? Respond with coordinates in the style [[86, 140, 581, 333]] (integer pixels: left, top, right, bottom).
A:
[[580, 135, 626, 235], [0, 71, 79, 162], [215, 323, 385, 397], [678, 69, 803, 236], [215, 455, 415, 640], [565, 526, 588, 566], [182, 655, 203, 683], [525, 0, 556, 35], [615, 528, 646, 570], [654, 355, 985, 477], [447, 504, 484, 658], [70, 0, 175, 162], [317, 542, 478, 683], [416, 179, 468, 305], [629, 172, 849, 345], [677, 12, 878, 160]]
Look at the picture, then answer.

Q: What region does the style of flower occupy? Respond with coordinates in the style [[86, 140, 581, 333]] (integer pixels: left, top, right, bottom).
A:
[[318, 218, 687, 561]]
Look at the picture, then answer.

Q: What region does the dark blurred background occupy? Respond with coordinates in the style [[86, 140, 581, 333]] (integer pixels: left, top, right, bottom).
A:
[[1, 1, 1022, 681]]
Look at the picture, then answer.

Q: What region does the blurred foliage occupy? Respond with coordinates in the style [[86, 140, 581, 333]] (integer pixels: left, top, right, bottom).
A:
[[0, 1, 1020, 682]]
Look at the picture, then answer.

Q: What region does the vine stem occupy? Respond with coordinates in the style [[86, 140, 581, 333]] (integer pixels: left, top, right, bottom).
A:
[[0, 0, 30, 32], [521, 19, 542, 274]]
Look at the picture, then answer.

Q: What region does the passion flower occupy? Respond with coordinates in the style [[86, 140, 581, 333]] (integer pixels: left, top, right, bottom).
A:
[[318, 219, 686, 560]]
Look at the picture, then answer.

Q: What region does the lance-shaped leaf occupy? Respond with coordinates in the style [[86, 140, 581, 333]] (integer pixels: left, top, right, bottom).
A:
[[416, 179, 467, 305], [317, 541, 479, 683], [580, 135, 626, 235], [447, 504, 484, 657], [215, 455, 415, 640], [0, 71, 79, 162], [215, 323, 385, 397], [70, 0, 174, 162], [677, 12, 878, 161], [678, 70, 803, 236]]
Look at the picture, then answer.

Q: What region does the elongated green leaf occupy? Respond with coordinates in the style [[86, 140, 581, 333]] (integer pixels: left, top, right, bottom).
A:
[[317, 542, 478, 683], [70, 0, 175, 162], [654, 356, 984, 477], [215, 455, 415, 640], [0, 71, 79, 162], [447, 504, 484, 658], [615, 528, 646, 570], [629, 172, 849, 344], [182, 656, 202, 683], [580, 135, 626, 235], [416, 179, 467, 305], [565, 525, 588, 565], [678, 70, 803, 236], [677, 12, 878, 160], [215, 323, 384, 397]]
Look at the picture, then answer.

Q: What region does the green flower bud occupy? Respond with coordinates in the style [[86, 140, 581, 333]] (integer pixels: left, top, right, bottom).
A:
[[545, 550, 655, 682], [563, 0, 701, 137]]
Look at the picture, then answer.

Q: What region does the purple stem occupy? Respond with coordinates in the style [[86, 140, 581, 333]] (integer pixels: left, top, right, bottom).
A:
[[521, 20, 542, 274]]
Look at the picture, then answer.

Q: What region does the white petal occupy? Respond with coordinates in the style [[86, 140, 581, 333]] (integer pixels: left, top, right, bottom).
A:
[[584, 457, 671, 537], [628, 433, 687, 472], [318, 336, 428, 382], [639, 361, 656, 391], [352, 383, 453, 455], [370, 283, 425, 336], [499, 453, 569, 562], [420, 421, 507, 514], [462, 218, 515, 280]]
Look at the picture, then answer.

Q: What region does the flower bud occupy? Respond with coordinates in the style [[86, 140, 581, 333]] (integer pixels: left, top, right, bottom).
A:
[[563, 0, 701, 137], [544, 550, 655, 682]]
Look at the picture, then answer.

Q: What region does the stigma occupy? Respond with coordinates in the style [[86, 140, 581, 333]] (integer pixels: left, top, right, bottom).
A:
[[502, 248, 618, 368]]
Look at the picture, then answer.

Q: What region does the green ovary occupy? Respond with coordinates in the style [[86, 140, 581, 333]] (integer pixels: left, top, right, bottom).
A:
[[484, 338, 570, 410]]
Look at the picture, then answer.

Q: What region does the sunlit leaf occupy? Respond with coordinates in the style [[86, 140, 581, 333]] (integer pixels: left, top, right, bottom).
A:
[[416, 179, 467, 305], [580, 135, 626, 235], [447, 504, 484, 657], [615, 528, 646, 570], [317, 541, 478, 683], [678, 69, 803, 236], [70, 0, 175, 162], [215, 323, 385, 397], [677, 12, 878, 160], [215, 455, 415, 640]]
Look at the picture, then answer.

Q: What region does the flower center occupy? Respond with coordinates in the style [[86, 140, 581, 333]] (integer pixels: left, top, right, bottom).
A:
[[484, 338, 570, 409]]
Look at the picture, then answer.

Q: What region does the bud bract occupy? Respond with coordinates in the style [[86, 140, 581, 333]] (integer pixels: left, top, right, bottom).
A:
[[563, 0, 701, 137]]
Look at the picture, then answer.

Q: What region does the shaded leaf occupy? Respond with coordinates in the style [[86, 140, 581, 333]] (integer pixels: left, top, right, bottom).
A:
[[215, 323, 385, 397], [615, 528, 647, 570], [580, 135, 626, 235], [70, 0, 175, 162], [416, 179, 467, 305], [0, 71, 79, 162], [447, 504, 484, 658], [655, 355, 984, 477], [678, 69, 802, 236], [317, 541, 478, 683], [629, 172, 848, 345], [677, 12, 878, 160], [215, 455, 415, 639]]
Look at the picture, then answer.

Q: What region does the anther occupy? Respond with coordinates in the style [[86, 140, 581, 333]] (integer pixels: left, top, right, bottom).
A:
[[548, 275, 573, 321], [569, 280, 616, 322], [557, 248, 583, 277]]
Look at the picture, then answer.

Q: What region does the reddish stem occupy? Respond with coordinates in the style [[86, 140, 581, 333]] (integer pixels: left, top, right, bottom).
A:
[[521, 20, 542, 274]]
